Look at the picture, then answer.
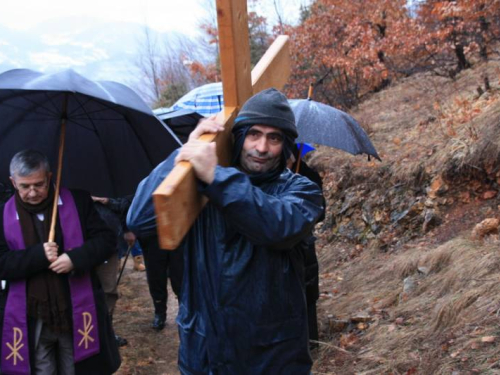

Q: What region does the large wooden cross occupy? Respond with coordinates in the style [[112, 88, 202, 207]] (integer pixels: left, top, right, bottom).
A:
[[153, 0, 290, 249]]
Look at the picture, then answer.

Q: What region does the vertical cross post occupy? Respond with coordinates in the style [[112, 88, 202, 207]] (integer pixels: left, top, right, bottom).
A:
[[153, 0, 290, 249]]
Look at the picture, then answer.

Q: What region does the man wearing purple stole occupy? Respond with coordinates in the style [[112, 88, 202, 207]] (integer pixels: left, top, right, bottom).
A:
[[0, 150, 121, 374]]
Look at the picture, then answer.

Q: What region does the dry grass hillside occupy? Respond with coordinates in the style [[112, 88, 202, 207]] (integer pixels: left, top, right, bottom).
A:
[[311, 60, 500, 374]]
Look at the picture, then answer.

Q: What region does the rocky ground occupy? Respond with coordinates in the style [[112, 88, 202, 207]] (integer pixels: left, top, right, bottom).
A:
[[114, 262, 180, 375]]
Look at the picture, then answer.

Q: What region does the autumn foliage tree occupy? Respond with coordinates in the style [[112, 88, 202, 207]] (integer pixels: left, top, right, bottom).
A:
[[285, 0, 415, 108], [285, 0, 500, 108], [135, 28, 195, 107], [415, 0, 500, 78], [188, 9, 272, 84]]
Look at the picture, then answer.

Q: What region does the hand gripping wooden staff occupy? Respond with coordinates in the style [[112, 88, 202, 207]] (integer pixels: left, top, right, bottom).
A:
[[153, 0, 291, 249]]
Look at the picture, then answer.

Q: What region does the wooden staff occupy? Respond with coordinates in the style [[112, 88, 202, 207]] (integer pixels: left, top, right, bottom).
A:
[[48, 94, 68, 242]]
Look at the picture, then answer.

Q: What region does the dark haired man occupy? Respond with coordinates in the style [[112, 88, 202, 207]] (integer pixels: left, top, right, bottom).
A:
[[128, 88, 323, 374]]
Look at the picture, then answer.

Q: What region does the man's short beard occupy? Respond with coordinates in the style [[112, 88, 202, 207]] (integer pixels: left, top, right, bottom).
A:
[[239, 149, 281, 174]]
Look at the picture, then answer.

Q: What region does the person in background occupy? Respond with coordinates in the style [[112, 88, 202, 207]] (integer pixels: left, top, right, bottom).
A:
[[92, 195, 145, 348], [288, 147, 326, 350], [137, 234, 183, 332]]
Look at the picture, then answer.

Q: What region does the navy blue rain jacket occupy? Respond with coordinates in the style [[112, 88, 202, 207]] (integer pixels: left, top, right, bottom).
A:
[[127, 151, 324, 374]]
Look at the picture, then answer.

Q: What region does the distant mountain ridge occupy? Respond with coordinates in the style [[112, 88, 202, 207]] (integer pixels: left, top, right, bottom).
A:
[[0, 17, 188, 93]]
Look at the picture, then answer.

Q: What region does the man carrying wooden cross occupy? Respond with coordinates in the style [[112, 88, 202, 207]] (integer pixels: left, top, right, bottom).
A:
[[128, 88, 323, 373]]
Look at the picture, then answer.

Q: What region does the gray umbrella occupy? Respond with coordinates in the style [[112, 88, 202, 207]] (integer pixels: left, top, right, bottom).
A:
[[0, 68, 182, 198], [289, 99, 380, 161]]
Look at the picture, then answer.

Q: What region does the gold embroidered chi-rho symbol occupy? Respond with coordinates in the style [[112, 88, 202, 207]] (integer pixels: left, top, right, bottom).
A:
[[5, 327, 24, 365], [78, 312, 95, 349]]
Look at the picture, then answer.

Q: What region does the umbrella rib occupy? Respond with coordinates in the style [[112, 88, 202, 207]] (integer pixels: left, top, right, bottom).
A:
[[67, 95, 125, 118], [66, 95, 97, 117], [0, 92, 61, 118], [0, 94, 64, 127], [71, 115, 125, 121], [71, 93, 164, 174], [67, 119, 98, 132], [71, 94, 118, 196], [3, 91, 100, 131], [16, 91, 61, 117], [44, 92, 67, 115], [67, 94, 130, 132], [121, 110, 157, 167], [0, 90, 57, 115], [66, 94, 127, 131], [0, 102, 56, 119]]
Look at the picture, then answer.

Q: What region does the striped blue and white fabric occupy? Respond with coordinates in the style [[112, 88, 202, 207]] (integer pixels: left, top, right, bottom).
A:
[[172, 82, 223, 116]]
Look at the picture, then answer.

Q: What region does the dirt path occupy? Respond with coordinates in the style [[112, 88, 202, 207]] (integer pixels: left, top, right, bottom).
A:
[[113, 259, 180, 375]]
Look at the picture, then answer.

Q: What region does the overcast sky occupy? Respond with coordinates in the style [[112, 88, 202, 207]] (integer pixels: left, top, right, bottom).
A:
[[0, 0, 308, 35], [0, 0, 308, 101], [0, 0, 207, 35]]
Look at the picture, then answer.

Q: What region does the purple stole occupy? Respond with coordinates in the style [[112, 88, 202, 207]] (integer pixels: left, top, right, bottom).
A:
[[1, 188, 100, 374]]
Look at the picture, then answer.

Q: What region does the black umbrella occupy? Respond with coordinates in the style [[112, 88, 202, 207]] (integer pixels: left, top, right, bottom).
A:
[[155, 108, 203, 144], [0, 68, 181, 196], [289, 99, 381, 161], [0, 68, 182, 239]]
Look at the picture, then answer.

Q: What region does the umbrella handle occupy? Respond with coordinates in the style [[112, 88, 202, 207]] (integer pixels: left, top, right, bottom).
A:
[[307, 84, 314, 100], [48, 95, 68, 242], [295, 143, 305, 174]]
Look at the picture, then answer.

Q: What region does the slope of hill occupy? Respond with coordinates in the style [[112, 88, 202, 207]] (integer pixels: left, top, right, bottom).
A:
[[311, 59, 500, 374]]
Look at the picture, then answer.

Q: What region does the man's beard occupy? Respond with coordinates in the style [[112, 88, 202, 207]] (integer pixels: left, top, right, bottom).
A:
[[239, 149, 281, 174]]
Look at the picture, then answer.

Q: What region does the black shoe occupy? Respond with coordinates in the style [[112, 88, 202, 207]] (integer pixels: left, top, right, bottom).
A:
[[151, 313, 166, 331], [115, 335, 128, 347]]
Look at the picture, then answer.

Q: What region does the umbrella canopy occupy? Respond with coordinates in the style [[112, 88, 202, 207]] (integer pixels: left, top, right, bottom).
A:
[[296, 143, 315, 157], [0, 68, 182, 197], [155, 108, 203, 144], [289, 99, 380, 160], [171, 82, 223, 116], [159, 83, 379, 160]]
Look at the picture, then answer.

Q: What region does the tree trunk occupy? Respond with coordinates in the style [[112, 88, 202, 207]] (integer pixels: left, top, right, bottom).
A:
[[479, 16, 489, 61], [455, 44, 471, 72]]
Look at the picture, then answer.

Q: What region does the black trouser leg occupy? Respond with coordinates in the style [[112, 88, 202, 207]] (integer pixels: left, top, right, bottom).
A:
[[140, 236, 169, 315], [307, 302, 319, 349], [168, 247, 184, 298]]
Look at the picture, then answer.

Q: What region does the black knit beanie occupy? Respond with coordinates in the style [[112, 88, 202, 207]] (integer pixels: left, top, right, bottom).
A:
[[233, 88, 298, 138], [231, 89, 297, 184]]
